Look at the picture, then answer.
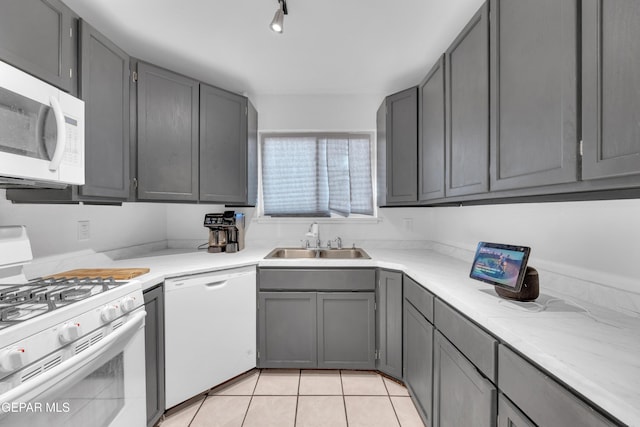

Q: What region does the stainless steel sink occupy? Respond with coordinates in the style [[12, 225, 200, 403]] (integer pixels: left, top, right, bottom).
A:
[[264, 247, 370, 259]]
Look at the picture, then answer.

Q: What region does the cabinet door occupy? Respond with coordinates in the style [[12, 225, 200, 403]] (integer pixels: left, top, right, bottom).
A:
[[258, 292, 317, 368], [376, 101, 388, 206], [376, 270, 403, 379], [490, 0, 578, 191], [0, 0, 75, 93], [433, 331, 497, 427], [498, 345, 616, 427], [143, 285, 165, 427], [386, 87, 418, 204], [445, 3, 489, 197], [419, 55, 446, 201], [498, 394, 535, 427], [78, 20, 130, 200], [317, 292, 375, 370], [403, 302, 434, 425], [199, 84, 248, 203], [136, 62, 199, 201], [582, 0, 640, 180]]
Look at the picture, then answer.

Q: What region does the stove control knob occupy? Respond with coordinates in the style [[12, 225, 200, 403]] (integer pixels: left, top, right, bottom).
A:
[[120, 297, 136, 313], [0, 347, 26, 373], [100, 305, 118, 323], [59, 322, 82, 344]]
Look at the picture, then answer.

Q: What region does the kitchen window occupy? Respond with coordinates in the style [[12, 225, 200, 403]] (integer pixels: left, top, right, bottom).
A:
[[259, 133, 375, 218]]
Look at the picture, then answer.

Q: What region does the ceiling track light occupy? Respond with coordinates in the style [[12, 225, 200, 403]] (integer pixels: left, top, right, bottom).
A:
[[270, 0, 288, 33]]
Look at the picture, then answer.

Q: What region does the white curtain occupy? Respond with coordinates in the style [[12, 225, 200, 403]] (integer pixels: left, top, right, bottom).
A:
[[262, 135, 373, 217]]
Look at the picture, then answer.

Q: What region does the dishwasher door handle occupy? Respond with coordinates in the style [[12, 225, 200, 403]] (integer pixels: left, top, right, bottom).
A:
[[204, 280, 227, 289]]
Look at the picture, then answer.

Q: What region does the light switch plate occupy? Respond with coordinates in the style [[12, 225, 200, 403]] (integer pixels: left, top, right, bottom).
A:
[[77, 220, 90, 241]]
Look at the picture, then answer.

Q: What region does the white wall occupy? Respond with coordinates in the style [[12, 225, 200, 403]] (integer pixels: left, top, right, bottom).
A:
[[424, 199, 640, 285], [0, 190, 167, 259], [165, 204, 432, 248], [253, 94, 381, 131]]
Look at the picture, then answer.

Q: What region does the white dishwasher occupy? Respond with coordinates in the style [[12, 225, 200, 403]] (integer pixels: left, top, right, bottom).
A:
[[164, 265, 256, 409]]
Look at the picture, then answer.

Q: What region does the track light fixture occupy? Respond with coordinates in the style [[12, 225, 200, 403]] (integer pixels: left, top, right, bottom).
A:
[[270, 0, 288, 33]]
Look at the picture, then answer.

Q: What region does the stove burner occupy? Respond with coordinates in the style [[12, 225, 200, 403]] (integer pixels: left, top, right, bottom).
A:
[[60, 287, 92, 301], [1, 306, 20, 321], [0, 276, 126, 328]]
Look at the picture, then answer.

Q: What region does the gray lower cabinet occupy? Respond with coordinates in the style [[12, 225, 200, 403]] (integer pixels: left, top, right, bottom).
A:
[[200, 84, 257, 205], [489, 0, 578, 191], [0, 0, 76, 94], [419, 55, 446, 202], [498, 345, 617, 427], [257, 268, 376, 369], [498, 394, 535, 427], [376, 270, 403, 379], [135, 61, 199, 201], [445, 3, 489, 197], [258, 292, 317, 368], [143, 285, 165, 427], [582, 0, 640, 181], [317, 292, 375, 369], [433, 330, 497, 427], [403, 301, 434, 425], [377, 87, 418, 205]]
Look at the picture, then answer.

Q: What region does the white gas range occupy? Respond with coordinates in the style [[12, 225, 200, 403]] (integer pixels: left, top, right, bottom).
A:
[[0, 226, 146, 427]]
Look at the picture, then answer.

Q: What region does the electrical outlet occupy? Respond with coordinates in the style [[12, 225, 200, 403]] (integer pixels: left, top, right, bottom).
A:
[[403, 218, 414, 232], [77, 220, 90, 241]]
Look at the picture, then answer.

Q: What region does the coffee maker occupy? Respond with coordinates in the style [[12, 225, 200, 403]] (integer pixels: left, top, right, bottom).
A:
[[204, 211, 245, 253]]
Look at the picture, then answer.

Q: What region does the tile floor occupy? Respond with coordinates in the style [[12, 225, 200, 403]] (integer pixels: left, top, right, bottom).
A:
[[159, 369, 426, 427]]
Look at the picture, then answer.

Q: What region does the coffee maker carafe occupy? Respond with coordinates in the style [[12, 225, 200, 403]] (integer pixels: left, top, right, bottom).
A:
[[204, 211, 245, 253]]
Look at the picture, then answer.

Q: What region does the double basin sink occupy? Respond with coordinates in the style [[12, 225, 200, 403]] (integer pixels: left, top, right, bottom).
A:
[[265, 247, 370, 259]]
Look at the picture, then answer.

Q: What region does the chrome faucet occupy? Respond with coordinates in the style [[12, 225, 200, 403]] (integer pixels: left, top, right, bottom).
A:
[[335, 236, 343, 249], [306, 222, 320, 249]]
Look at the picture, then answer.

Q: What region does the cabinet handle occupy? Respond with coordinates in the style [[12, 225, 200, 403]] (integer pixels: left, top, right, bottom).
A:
[[205, 280, 227, 289]]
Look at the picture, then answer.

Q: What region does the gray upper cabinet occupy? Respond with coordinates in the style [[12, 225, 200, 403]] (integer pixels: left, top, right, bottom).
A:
[[490, 0, 578, 191], [136, 62, 199, 201], [419, 55, 446, 202], [445, 3, 489, 197], [376, 270, 403, 379], [6, 18, 130, 204], [317, 292, 375, 370], [78, 20, 130, 200], [0, 0, 76, 94], [377, 87, 418, 205], [200, 84, 256, 204], [433, 331, 497, 427], [582, 0, 640, 181]]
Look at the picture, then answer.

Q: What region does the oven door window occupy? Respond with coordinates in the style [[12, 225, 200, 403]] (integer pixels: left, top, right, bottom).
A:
[[1, 353, 125, 427]]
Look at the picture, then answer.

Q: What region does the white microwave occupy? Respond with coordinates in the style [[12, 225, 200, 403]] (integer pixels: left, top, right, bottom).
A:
[[0, 60, 84, 188]]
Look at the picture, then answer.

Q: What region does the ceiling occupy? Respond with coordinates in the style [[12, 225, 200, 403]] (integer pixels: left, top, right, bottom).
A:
[[63, 0, 485, 97]]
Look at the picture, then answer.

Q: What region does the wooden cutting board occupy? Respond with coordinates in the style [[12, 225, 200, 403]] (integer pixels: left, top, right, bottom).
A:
[[46, 268, 150, 280]]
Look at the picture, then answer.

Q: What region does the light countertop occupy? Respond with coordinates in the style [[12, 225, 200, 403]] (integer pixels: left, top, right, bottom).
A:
[[111, 246, 639, 426]]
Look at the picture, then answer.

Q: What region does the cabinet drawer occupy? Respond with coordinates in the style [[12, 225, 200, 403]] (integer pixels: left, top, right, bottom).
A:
[[258, 268, 376, 291], [498, 345, 617, 427], [434, 299, 497, 381], [403, 275, 434, 323]]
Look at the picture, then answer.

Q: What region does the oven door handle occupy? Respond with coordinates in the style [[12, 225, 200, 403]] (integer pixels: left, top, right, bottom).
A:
[[0, 310, 146, 404]]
